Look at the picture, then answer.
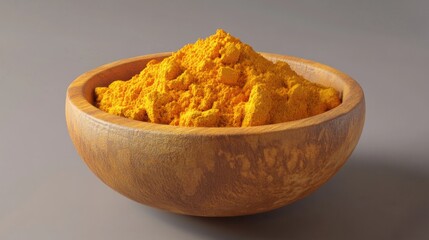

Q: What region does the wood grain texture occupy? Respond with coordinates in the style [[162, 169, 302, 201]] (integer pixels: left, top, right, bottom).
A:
[[65, 53, 365, 216]]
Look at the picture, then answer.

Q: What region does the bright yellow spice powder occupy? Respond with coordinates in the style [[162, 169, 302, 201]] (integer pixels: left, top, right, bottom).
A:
[[95, 29, 341, 127]]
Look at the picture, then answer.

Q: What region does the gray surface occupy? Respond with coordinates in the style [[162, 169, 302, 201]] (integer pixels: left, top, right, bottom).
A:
[[1, 0, 428, 239]]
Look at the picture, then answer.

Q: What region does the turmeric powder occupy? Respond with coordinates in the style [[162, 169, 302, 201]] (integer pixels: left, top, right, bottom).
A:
[[95, 29, 341, 127]]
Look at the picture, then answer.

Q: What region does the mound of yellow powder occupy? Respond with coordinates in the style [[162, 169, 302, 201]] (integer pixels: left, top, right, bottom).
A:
[[95, 29, 341, 127]]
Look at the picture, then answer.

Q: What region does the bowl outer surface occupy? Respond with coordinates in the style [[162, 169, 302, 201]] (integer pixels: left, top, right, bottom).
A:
[[66, 53, 365, 216]]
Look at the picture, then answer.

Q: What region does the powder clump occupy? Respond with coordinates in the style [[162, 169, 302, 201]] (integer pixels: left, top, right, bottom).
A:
[[95, 29, 341, 127]]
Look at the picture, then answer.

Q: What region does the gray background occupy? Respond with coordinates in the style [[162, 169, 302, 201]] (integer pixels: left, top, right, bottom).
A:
[[1, 0, 428, 239]]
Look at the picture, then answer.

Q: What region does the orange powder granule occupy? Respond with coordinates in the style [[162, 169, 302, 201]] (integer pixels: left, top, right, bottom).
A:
[[95, 29, 341, 127]]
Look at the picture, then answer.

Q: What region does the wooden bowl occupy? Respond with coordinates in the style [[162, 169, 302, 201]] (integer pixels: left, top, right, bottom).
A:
[[66, 53, 365, 217]]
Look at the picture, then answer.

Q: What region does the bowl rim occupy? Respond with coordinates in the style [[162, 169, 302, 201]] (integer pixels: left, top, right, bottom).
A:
[[66, 52, 364, 136]]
